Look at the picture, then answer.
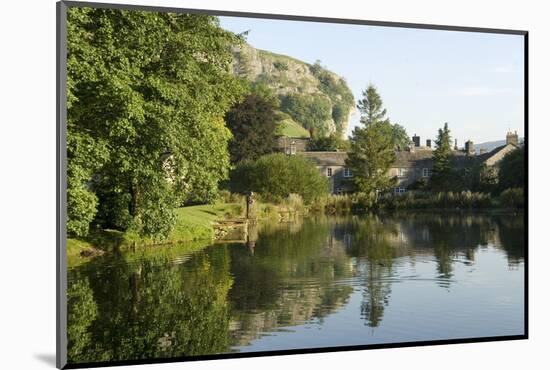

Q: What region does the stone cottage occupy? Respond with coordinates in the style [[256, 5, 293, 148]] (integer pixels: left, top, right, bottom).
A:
[[298, 131, 520, 195]]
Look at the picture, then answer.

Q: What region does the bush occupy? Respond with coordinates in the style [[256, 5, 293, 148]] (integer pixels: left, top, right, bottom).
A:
[[378, 191, 492, 210], [228, 153, 328, 204], [67, 185, 99, 237], [273, 60, 289, 71], [324, 195, 353, 214], [217, 190, 244, 204], [499, 188, 524, 208]]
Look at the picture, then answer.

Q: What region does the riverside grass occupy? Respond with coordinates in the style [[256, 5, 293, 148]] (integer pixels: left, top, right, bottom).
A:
[[67, 203, 243, 267]]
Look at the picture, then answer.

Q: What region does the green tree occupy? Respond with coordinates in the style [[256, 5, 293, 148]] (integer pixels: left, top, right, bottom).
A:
[[67, 8, 245, 238], [498, 146, 525, 191], [229, 153, 328, 203], [225, 85, 279, 163], [306, 133, 350, 152], [391, 123, 410, 150], [430, 122, 454, 190], [280, 93, 332, 137], [346, 85, 396, 200]]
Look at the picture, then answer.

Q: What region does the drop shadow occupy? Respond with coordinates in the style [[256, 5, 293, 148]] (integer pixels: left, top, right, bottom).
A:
[[34, 353, 57, 367]]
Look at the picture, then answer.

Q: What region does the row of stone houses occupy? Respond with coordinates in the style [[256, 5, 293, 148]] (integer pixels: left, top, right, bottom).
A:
[[278, 131, 521, 195]]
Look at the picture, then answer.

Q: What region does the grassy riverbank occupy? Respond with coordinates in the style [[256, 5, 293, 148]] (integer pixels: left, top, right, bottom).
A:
[[67, 202, 243, 266]]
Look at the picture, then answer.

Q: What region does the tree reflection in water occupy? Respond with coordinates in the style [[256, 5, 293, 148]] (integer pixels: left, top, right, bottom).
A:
[[67, 211, 524, 364]]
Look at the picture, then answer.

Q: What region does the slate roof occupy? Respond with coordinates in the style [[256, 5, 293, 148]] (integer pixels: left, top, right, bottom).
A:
[[299, 146, 511, 170], [300, 151, 348, 166], [477, 144, 516, 162], [393, 149, 433, 167]]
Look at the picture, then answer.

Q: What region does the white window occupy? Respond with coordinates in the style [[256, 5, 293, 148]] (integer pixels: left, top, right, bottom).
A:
[[422, 168, 432, 177], [394, 187, 406, 194], [327, 167, 332, 177], [343, 167, 353, 177], [398, 168, 409, 178]]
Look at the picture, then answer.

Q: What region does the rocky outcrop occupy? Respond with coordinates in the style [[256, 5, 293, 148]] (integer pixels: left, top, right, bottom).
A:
[[231, 43, 355, 136]]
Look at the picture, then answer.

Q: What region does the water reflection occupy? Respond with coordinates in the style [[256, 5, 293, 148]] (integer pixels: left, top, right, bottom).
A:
[[67, 212, 525, 364]]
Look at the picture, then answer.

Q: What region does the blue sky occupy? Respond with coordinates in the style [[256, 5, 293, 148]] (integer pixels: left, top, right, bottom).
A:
[[219, 16, 524, 145]]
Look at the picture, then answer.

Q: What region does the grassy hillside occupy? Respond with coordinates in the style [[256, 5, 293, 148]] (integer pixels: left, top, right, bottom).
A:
[[276, 112, 311, 138]]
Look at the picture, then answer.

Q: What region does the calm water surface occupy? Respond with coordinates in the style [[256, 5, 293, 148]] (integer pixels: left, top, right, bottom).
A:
[[67, 212, 525, 364]]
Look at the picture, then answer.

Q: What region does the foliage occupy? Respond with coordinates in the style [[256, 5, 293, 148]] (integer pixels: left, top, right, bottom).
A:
[[346, 85, 396, 198], [498, 146, 525, 191], [275, 111, 311, 138], [306, 133, 350, 151], [225, 85, 280, 163], [228, 153, 328, 203], [499, 188, 524, 208], [430, 122, 454, 190], [391, 123, 410, 150], [67, 8, 245, 238], [309, 61, 355, 131], [280, 93, 333, 137], [67, 278, 98, 363], [378, 191, 493, 210], [67, 248, 234, 362], [273, 60, 289, 71]]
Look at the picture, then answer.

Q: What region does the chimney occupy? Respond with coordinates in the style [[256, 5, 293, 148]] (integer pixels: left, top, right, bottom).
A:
[[506, 130, 519, 146], [465, 140, 475, 156], [426, 139, 431, 148], [454, 139, 458, 151], [412, 134, 420, 147]]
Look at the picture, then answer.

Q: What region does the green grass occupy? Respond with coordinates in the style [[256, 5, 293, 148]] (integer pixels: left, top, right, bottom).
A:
[[67, 203, 243, 267], [276, 113, 310, 138], [169, 203, 243, 242]]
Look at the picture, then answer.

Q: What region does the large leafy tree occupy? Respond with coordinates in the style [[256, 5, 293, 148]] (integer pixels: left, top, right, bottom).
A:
[[67, 8, 245, 238], [225, 85, 279, 163], [229, 153, 328, 203], [430, 122, 454, 190], [498, 146, 525, 191], [346, 85, 396, 199]]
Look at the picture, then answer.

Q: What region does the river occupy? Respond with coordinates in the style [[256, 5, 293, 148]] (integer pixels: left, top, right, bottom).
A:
[[67, 211, 525, 364]]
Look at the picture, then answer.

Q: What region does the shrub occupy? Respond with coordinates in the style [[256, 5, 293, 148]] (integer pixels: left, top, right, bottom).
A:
[[67, 185, 98, 237], [273, 60, 289, 71], [499, 188, 524, 208], [217, 190, 244, 204], [228, 153, 328, 204], [324, 195, 353, 214], [378, 191, 492, 210]]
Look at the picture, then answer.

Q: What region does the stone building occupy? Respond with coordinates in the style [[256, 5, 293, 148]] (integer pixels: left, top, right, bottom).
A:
[[276, 136, 310, 155], [300, 151, 353, 194], [298, 131, 520, 195]]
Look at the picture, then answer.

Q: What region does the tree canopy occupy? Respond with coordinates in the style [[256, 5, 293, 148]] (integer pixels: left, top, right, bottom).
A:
[[67, 8, 245, 238], [430, 122, 454, 191], [280, 93, 333, 138], [498, 146, 525, 191], [229, 153, 328, 203], [306, 133, 350, 152], [346, 85, 396, 198], [225, 84, 280, 163]]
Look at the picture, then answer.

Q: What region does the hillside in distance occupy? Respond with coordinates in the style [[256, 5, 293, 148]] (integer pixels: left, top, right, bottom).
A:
[[231, 43, 355, 137], [475, 137, 524, 153]]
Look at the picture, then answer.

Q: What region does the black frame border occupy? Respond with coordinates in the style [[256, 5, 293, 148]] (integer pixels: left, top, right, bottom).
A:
[[56, 1, 529, 369]]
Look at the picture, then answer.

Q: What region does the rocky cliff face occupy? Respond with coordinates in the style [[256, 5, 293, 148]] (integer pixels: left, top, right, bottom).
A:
[[231, 43, 355, 137]]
